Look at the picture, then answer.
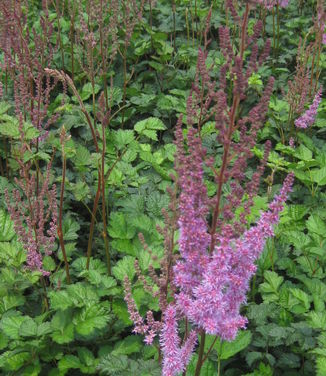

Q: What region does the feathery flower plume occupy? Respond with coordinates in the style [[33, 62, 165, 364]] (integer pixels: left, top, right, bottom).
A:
[[4, 163, 57, 276], [160, 305, 197, 376], [295, 87, 323, 128], [176, 174, 294, 340]]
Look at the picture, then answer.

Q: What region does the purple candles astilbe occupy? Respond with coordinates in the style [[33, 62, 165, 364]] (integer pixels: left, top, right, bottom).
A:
[[175, 172, 294, 341], [124, 3, 295, 375], [295, 87, 323, 128], [160, 305, 197, 376], [4, 162, 57, 276], [173, 122, 210, 294]]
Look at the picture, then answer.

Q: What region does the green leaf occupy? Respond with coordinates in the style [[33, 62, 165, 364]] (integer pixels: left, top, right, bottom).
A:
[[43, 256, 56, 271], [74, 144, 91, 167], [0, 294, 25, 314], [81, 82, 101, 101], [97, 354, 129, 375], [307, 312, 326, 330], [108, 212, 136, 240], [0, 351, 30, 371], [49, 290, 74, 311], [113, 336, 143, 355], [294, 144, 313, 161], [259, 271, 283, 302], [77, 347, 96, 367], [67, 282, 99, 306], [311, 167, 326, 186], [112, 299, 132, 325], [112, 256, 136, 281], [187, 354, 216, 375], [0, 209, 15, 242], [289, 288, 310, 312], [306, 215, 326, 236], [1, 315, 27, 339], [0, 101, 11, 114], [0, 118, 40, 140], [51, 310, 74, 344], [114, 130, 135, 149], [58, 355, 82, 374], [219, 330, 252, 360], [0, 241, 26, 266], [134, 117, 166, 140], [316, 357, 326, 376], [111, 239, 136, 256], [74, 305, 110, 336], [62, 217, 80, 241], [19, 317, 38, 337]]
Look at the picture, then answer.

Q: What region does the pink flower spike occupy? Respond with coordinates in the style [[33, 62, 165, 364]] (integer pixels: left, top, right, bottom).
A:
[[295, 87, 323, 129]]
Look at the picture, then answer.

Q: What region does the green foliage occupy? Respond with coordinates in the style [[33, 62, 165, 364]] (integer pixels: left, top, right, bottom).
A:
[[0, 0, 325, 375]]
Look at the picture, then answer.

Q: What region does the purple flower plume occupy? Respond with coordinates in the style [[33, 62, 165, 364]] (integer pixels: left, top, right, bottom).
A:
[[295, 87, 323, 129], [160, 305, 197, 376], [176, 173, 294, 340]]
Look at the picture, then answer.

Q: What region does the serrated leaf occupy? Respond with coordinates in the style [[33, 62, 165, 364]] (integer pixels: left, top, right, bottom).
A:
[[294, 144, 313, 161], [113, 336, 143, 355], [259, 271, 284, 302], [62, 217, 80, 241], [58, 355, 82, 374], [0, 101, 11, 114], [219, 330, 252, 360], [108, 212, 136, 240], [0, 351, 30, 371], [74, 305, 110, 336], [80, 82, 101, 101], [311, 167, 326, 186], [316, 356, 326, 376], [114, 130, 135, 149], [0, 294, 25, 314], [1, 316, 26, 339], [51, 310, 74, 344], [77, 347, 96, 367], [74, 144, 91, 167], [19, 317, 38, 337], [0, 209, 15, 242], [306, 215, 326, 236], [289, 288, 310, 312], [134, 117, 166, 140], [49, 290, 74, 310], [67, 282, 99, 306], [307, 312, 326, 330], [187, 354, 216, 375], [112, 299, 132, 325], [112, 256, 136, 281]]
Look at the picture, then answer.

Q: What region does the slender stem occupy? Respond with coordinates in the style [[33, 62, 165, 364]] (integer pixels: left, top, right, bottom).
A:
[[55, 0, 65, 69], [209, 3, 249, 252], [99, 0, 108, 111], [58, 142, 71, 283], [121, 46, 128, 128], [101, 121, 111, 275], [172, 1, 176, 54], [276, 4, 280, 53], [194, 331, 206, 376], [70, 0, 75, 81], [40, 276, 49, 311], [86, 168, 101, 269]]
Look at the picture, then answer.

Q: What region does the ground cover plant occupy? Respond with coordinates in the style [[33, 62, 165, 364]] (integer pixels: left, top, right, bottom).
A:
[[0, 0, 325, 375]]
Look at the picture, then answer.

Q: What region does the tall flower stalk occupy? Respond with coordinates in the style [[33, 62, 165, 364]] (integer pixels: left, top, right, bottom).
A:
[[124, 3, 295, 375]]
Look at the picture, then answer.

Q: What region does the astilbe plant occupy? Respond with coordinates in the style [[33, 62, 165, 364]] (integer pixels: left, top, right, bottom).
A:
[[124, 3, 294, 376], [4, 155, 57, 276], [0, 0, 60, 141], [294, 86, 323, 129]]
